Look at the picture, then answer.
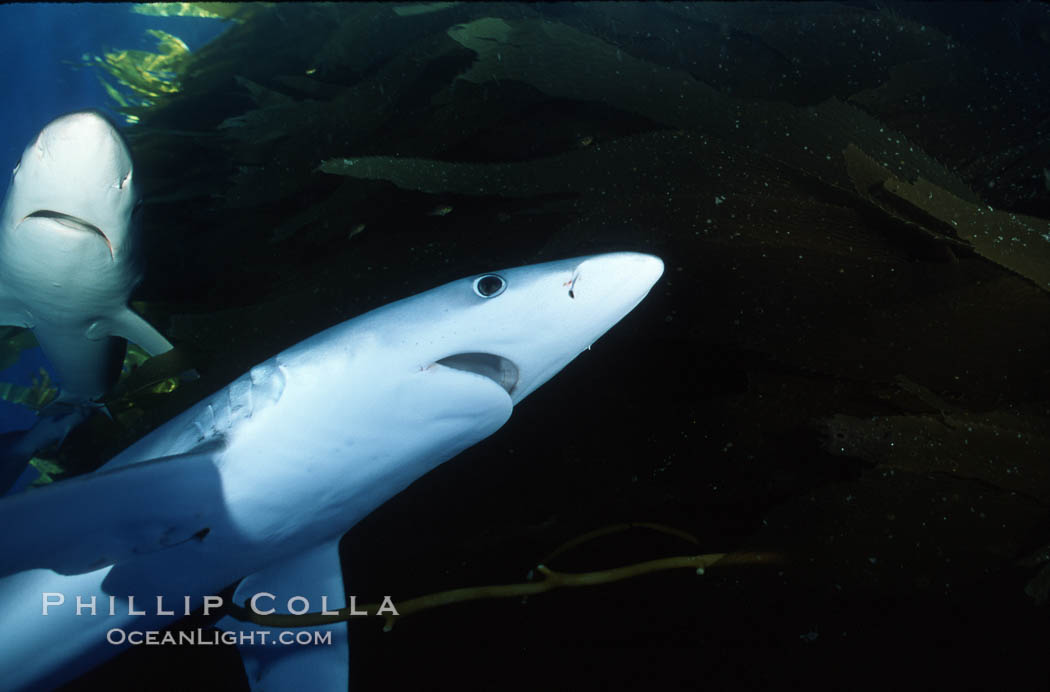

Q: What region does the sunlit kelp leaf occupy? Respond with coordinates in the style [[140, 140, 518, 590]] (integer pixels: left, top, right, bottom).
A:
[[121, 342, 151, 374], [131, 2, 259, 23], [104, 344, 188, 405], [95, 74, 131, 109], [0, 368, 58, 412], [84, 29, 192, 118], [107, 29, 188, 96], [28, 457, 65, 486]]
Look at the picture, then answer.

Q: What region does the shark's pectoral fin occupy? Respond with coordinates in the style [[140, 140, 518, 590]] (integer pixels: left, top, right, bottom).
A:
[[217, 537, 349, 692], [99, 307, 175, 356], [0, 283, 31, 328], [0, 439, 227, 578], [100, 307, 201, 382], [0, 304, 31, 328]]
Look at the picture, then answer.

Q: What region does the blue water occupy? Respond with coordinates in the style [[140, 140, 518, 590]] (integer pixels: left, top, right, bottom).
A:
[[0, 3, 230, 432]]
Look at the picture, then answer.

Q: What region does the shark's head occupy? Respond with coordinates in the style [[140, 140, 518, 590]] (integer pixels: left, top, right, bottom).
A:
[[3, 110, 137, 260], [331, 252, 665, 408]]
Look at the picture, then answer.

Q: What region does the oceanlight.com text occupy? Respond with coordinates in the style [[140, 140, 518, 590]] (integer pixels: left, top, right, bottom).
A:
[[106, 628, 333, 646]]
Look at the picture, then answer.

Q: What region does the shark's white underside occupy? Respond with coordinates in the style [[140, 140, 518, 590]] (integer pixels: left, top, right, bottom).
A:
[[0, 251, 663, 690], [0, 111, 179, 493], [0, 110, 177, 399]]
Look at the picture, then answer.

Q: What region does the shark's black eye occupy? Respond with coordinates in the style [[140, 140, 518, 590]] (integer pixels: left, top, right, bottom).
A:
[[473, 274, 506, 298]]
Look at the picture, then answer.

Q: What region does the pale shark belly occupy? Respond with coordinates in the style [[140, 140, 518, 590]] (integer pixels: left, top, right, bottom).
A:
[[0, 217, 140, 398], [0, 215, 133, 323]]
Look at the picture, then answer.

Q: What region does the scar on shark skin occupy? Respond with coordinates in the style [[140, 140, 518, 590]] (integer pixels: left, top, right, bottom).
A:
[[564, 271, 580, 299]]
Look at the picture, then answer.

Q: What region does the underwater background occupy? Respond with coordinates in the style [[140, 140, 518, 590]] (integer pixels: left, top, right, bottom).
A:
[[1, 2, 1049, 689]]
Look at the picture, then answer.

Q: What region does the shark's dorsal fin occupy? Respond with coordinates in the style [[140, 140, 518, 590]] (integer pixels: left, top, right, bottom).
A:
[[216, 537, 349, 691], [0, 439, 226, 578]]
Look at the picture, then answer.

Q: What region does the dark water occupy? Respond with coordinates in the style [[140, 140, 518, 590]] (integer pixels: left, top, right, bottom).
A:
[[2, 2, 1049, 690]]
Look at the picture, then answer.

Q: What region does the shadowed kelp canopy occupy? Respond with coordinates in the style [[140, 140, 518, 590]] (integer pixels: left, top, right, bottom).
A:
[[27, 3, 1050, 689]]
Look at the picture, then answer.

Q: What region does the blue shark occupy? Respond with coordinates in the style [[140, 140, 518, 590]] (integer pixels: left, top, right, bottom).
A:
[[0, 111, 180, 492], [0, 251, 663, 690]]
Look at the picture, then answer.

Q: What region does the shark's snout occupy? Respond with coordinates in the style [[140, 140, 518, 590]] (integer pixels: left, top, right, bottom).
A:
[[29, 110, 134, 193], [569, 252, 664, 302], [36, 111, 121, 152], [8, 110, 136, 261]]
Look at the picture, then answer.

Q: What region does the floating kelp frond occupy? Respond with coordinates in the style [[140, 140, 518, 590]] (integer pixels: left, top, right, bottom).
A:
[[0, 368, 59, 412], [819, 379, 1050, 504], [843, 143, 1050, 291], [131, 2, 257, 22], [104, 346, 189, 405], [319, 131, 718, 199], [225, 522, 780, 631], [444, 17, 972, 202], [392, 2, 459, 17], [85, 29, 191, 117], [28, 457, 65, 487], [121, 343, 151, 375], [95, 74, 131, 109], [233, 75, 295, 108], [229, 554, 737, 631]]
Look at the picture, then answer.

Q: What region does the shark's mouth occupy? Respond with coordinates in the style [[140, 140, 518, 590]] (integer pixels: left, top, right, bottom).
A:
[[436, 353, 519, 395], [23, 210, 114, 257]]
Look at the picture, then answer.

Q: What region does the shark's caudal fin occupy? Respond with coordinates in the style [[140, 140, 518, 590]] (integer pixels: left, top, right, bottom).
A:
[[0, 440, 225, 577], [216, 537, 349, 691]]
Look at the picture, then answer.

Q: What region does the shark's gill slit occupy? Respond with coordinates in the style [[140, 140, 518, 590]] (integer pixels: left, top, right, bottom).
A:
[[437, 353, 519, 394]]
